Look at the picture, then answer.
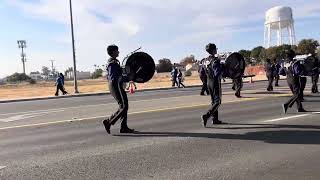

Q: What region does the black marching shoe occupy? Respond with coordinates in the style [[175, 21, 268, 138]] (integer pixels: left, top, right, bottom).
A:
[[297, 108, 307, 113], [282, 104, 288, 114], [212, 120, 223, 125], [235, 93, 241, 98], [201, 114, 208, 127], [103, 119, 111, 134], [120, 127, 135, 133]]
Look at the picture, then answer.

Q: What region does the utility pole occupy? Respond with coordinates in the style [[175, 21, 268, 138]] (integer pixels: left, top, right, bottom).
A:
[[69, 0, 79, 93], [50, 59, 55, 76], [17, 40, 27, 74]]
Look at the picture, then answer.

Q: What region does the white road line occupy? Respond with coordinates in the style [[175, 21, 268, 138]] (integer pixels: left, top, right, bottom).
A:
[[0, 87, 270, 117], [0, 166, 6, 170], [263, 111, 320, 123], [264, 114, 310, 122], [0, 110, 65, 122], [0, 98, 261, 130]]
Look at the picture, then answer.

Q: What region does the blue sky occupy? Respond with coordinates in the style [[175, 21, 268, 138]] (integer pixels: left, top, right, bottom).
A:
[[0, 0, 319, 78]]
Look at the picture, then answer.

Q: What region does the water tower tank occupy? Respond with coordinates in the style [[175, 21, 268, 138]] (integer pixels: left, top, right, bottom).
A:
[[264, 6, 296, 48]]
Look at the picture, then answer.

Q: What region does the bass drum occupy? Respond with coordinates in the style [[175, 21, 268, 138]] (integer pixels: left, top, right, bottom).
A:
[[301, 56, 318, 76], [124, 52, 155, 83], [223, 52, 246, 79]]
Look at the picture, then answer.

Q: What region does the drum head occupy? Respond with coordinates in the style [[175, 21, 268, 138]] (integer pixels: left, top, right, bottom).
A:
[[302, 56, 318, 76], [125, 52, 155, 83], [224, 52, 246, 79]]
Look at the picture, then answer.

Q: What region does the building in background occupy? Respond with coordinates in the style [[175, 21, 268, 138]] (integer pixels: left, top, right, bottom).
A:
[[29, 72, 43, 80], [66, 71, 91, 80]]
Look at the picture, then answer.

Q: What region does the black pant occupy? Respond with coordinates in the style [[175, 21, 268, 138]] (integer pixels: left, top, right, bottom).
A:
[[200, 76, 209, 95], [177, 78, 185, 88], [55, 84, 67, 96], [311, 74, 319, 93], [233, 78, 243, 96], [267, 74, 274, 91], [107, 79, 129, 129], [299, 77, 307, 99], [274, 75, 280, 86], [284, 78, 303, 110], [172, 76, 178, 87], [204, 78, 221, 121]]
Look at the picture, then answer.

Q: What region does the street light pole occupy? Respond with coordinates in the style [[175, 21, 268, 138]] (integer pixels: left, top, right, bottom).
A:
[[50, 59, 55, 76], [17, 40, 27, 74], [69, 0, 79, 93]]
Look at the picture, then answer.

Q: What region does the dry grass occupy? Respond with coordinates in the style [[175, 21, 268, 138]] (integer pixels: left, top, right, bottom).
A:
[[0, 72, 267, 100]]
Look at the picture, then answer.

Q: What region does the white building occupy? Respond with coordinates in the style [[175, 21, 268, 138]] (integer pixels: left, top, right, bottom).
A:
[[29, 72, 43, 80], [66, 71, 91, 80]]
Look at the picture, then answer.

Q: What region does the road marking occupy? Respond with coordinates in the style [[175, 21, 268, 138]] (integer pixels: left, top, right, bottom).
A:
[[0, 88, 269, 117], [0, 166, 6, 170], [263, 111, 320, 123], [263, 114, 310, 123], [0, 97, 259, 131], [0, 109, 65, 122], [0, 94, 205, 117]]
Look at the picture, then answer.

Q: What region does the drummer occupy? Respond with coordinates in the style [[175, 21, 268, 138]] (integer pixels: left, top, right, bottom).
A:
[[103, 45, 135, 134]]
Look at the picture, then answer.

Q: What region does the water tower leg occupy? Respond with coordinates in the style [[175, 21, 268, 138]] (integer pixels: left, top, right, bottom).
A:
[[292, 24, 296, 45], [264, 25, 267, 47], [277, 29, 280, 46], [278, 21, 282, 45], [267, 24, 271, 48], [288, 26, 292, 45]]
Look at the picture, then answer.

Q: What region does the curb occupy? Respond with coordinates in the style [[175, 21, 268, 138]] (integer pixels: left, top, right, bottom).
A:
[[0, 79, 269, 104]]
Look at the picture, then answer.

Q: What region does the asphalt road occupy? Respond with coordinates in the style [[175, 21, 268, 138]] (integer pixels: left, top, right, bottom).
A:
[[0, 79, 320, 180]]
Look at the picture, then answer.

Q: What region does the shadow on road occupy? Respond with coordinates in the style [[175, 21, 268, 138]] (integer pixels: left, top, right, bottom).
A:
[[247, 91, 288, 95], [114, 123, 320, 145]]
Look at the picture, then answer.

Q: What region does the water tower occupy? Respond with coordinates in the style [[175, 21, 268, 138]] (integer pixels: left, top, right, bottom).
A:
[[264, 6, 296, 48]]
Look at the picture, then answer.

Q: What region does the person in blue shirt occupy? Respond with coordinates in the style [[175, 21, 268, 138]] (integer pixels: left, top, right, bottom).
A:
[[311, 55, 319, 93], [201, 43, 223, 127], [233, 76, 243, 98], [103, 45, 135, 134], [171, 67, 178, 87], [54, 73, 67, 96], [280, 49, 306, 113], [265, 58, 275, 91], [177, 69, 185, 88], [198, 58, 209, 95], [273, 59, 281, 87]]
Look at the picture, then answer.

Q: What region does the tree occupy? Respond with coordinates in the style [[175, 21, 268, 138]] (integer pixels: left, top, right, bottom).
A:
[[41, 66, 50, 79], [266, 46, 278, 61], [91, 68, 103, 79], [64, 67, 73, 76], [6, 73, 35, 84], [180, 55, 196, 66], [238, 49, 251, 65], [265, 44, 296, 62], [64, 67, 73, 80], [250, 46, 266, 65], [157, 58, 173, 72], [277, 44, 295, 59], [297, 39, 319, 55], [317, 48, 320, 59]]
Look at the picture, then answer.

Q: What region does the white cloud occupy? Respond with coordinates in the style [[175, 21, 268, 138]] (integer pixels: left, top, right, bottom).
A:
[[1, 0, 319, 78]]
